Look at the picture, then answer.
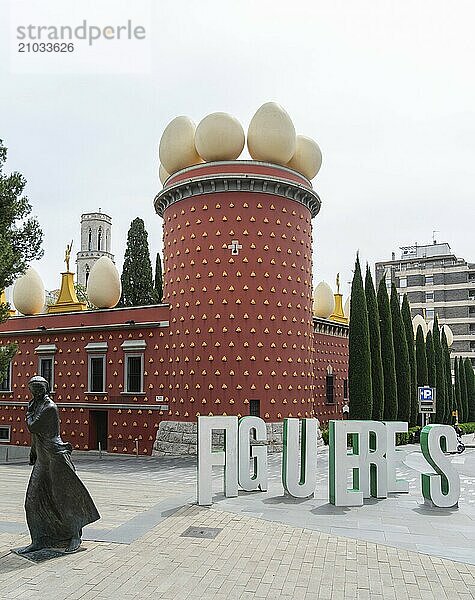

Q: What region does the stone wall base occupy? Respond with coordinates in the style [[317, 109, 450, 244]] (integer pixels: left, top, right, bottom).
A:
[[153, 420, 323, 456]]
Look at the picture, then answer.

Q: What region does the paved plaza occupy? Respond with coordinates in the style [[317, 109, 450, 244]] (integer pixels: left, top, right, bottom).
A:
[[0, 440, 474, 599]]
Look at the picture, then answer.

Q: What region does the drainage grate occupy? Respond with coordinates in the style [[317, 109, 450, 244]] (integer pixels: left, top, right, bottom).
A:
[[180, 526, 222, 539]]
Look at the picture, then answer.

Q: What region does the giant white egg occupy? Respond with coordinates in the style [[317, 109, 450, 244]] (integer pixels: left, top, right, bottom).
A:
[[195, 112, 245, 161], [159, 116, 202, 175], [287, 135, 322, 180], [13, 267, 45, 315], [247, 102, 296, 165], [313, 281, 335, 319], [412, 314, 428, 338], [441, 324, 454, 347], [159, 164, 170, 185], [87, 257, 121, 309]]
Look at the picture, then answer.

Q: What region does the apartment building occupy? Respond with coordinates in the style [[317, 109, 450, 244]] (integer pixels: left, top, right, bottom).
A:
[[375, 242, 475, 366]]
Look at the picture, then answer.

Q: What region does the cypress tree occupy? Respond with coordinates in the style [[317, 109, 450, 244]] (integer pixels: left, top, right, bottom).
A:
[[415, 325, 428, 386], [415, 325, 427, 427], [464, 358, 475, 422], [460, 357, 469, 424], [441, 331, 453, 423], [120, 218, 156, 307], [348, 255, 373, 419], [432, 316, 446, 424], [454, 357, 463, 423], [390, 284, 411, 423], [364, 266, 384, 421], [377, 278, 398, 420], [154, 251, 163, 303], [401, 295, 417, 426], [426, 331, 436, 388]]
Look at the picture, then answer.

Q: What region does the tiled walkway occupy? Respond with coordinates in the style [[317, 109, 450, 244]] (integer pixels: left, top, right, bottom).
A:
[[0, 446, 474, 599]]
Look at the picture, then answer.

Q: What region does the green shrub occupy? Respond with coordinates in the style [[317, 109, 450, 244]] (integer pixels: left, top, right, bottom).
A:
[[318, 422, 475, 448], [321, 427, 329, 445], [459, 422, 475, 435]]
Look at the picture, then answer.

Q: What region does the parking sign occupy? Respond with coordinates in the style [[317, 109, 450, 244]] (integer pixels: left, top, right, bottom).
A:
[[418, 386, 436, 414]]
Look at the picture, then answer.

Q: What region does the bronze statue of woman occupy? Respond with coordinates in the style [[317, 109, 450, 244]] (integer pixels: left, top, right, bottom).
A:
[[18, 376, 100, 554]]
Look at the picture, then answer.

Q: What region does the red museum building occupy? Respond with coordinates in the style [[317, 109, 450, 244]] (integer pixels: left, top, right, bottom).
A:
[[0, 161, 348, 455]]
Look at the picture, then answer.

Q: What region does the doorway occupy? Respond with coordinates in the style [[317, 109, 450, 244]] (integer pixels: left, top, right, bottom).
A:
[[90, 410, 108, 451]]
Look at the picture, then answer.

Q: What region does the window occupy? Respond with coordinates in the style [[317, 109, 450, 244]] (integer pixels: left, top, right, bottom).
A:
[[40, 357, 54, 390], [399, 277, 407, 288], [325, 366, 335, 404], [0, 426, 10, 442], [98, 227, 102, 251], [88, 228, 92, 251], [126, 355, 143, 393], [250, 399, 260, 417], [425, 291, 434, 302], [343, 379, 348, 399], [121, 340, 146, 393], [34, 344, 57, 391], [0, 362, 11, 392], [425, 275, 433, 285], [88, 355, 105, 393], [425, 308, 435, 320]]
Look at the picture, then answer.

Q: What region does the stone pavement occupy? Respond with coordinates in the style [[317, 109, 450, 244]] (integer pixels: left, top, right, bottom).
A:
[[0, 448, 474, 599]]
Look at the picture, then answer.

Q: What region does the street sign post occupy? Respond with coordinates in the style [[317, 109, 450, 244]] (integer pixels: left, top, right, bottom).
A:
[[418, 386, 436, 426]]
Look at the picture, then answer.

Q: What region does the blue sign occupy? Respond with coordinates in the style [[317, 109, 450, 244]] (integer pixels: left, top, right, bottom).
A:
[[418, 386, 436, 413], [419, 387, 433, 402]]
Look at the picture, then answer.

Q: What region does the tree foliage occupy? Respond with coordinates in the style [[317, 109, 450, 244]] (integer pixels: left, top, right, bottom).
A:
[[348, 255, 373, 419], [119, 218, 156, 307], [415, 325, 428, 387], [442, 331, 453, 423], [432, 316, 446, 424], [0, 140, 43, 382], [463, 357, 475, 422], [454, 357, 463, 423], [460, 356, 469, 425], [401, 294, 417, 426], [390, 284, 411, 422], [364, 266, 384, 421], [154, 251, 163, 303], [377, 278, 398, 420], [425, 330, 436, 388]]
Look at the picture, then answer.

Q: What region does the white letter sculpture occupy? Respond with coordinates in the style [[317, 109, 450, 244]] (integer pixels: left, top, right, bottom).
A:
[[385, 421, 409, 493], [282, 418, 318, 498], [238, 416, 268, 492], [420, 424, 460, 508], [197, 416, 238, 506], [329, 420, 389, 506]]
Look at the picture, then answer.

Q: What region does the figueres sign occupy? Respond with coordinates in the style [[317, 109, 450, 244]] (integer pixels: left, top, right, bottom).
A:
[[197, 417, 460, 509]]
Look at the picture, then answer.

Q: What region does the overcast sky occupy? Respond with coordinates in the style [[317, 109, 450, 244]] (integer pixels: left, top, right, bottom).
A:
[[1, 0, 474, 301]]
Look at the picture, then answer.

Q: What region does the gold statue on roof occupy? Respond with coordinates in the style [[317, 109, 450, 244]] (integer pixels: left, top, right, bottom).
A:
[[64, 241, 73, 272], [336, 273, 340, 295]]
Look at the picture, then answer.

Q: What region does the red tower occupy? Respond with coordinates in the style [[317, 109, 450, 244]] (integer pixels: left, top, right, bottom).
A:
[[154, 161, 321, 421]]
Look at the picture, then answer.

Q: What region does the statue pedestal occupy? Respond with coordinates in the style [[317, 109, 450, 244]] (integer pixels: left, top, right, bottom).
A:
[[47, 272, 86, 313], [330, 293, 348, 324]]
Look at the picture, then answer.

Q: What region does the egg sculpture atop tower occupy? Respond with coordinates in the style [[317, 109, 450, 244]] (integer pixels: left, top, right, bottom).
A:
[[154, 103, 323, 422]]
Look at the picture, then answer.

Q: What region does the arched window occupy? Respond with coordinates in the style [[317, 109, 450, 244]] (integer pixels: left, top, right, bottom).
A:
[[326, 365, 335, 404], [85, 264, 90, 286], [88, 228, 92, 251], [105, 230, 109, 252], [98, 227, 102, 251]]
